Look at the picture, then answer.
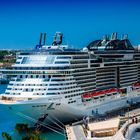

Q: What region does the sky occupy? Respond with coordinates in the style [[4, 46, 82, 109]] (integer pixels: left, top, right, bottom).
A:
[[0, 0, 140, 49]]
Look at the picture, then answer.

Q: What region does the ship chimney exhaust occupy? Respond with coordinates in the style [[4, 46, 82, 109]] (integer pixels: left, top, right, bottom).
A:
[[121, 34, 128, 40], [43, 33, 46, 45], [123, 34, 128, 40], [111, 32, 117, 40], [103, 35, 107, 41], [39, 33, 43, 45], [52, 32, 63, 46]]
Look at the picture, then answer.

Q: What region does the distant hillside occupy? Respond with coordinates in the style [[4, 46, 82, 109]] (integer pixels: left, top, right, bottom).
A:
[[0, 50, 17, 67]]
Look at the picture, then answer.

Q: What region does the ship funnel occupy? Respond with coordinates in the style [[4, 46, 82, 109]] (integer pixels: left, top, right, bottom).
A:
[[107, 35, 110, 40], [122, 34, 128, 40], [101, 35, 108, 45], [52, 32, 63, 46], [36, 33, 46, 49], [39, 33, 43, 45], [111, 32, 117, 40], [103, 35, 107, 41], [43, 33, 46, 45]]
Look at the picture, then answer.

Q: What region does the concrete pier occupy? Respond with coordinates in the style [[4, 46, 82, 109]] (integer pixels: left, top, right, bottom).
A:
[[65, 108, 140, 140]]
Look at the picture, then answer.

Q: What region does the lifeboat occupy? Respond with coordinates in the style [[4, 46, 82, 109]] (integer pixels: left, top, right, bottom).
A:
[[82, 88, 120, 100], [133, 83, 140, 87], [82, 93, 91, 99], [133, 82, 140, 90]]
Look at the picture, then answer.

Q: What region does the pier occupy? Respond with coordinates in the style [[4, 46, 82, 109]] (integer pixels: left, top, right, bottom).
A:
[[65, 105, 140, 140]]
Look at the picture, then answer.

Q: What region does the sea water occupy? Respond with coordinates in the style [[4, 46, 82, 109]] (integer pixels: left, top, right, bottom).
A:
[[0, 84, 65, 140]]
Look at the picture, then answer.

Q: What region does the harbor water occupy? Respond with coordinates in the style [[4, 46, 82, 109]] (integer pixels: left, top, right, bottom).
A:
[[0, 84, 65, 140]]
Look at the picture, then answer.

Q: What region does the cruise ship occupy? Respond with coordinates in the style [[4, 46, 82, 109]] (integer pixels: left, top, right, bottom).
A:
[[0, 32, 140, 126]]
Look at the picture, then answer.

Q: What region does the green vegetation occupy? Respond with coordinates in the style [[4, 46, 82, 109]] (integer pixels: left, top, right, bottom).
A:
[[0, 51, 9, 58], [2, 132, 12, 140], [0, 58, 16, 63], [22, 130, 45, 140], [1, 123, 47, 140], [15, 123, 29, 133], [0, 50, 16, 66], [14, 123, 46, 140]]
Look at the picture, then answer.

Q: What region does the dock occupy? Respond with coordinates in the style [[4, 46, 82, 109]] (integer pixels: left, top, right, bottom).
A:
[[65, 107, 140, 140]]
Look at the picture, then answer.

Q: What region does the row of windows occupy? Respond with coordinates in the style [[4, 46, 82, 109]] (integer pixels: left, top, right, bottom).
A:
[[57, 56, 71, 59], [62, 89, 82, 94], [74, 68, 96, 73], [48, 86, 77, 91], [120, 76, 137, 81], [34, 88, 47, 91], [120, 79, 137, 84], [120, 68, 137, 72], [80, 83, 95, 88], [83, 86, 96, 91], [55, 61, 69, 64], [76, 76, 96, 81], [51, 78, 74, 81], [14, 66, 70, 70], [70, 65, 88, 69], [33, 93, 46, 95], [120, 70, 137, 75], [65, 93, 82, 98], [10, 89, 46, 92], [24, 88, 34, 92], [96, 81, 116, 86], [96, 69, 116, 73], [47, 92, 59, 95], [120, 72, 137, 77], [17, 56, 22, 59], [75, 75, 96, 80], [96, 84, 116, 90], [16, 62, 20, 64], [19, 75, 50, 78], [9, 83, 48, 87], [70, 60, 88, 64], [12, 88, 22, 91], [10, 93, 20, 95], [90, 64, 100, 67], [73, 56, 89, 59], [119, 64, 138, 68], [77, 79, 95, 85], [96, 78, 115, 83], [96, 72, 115, 77], [73, 72, 96, 77], [68, 100, 76, 104], [49, 82, 75, 86], [96, 76, 115, 80]]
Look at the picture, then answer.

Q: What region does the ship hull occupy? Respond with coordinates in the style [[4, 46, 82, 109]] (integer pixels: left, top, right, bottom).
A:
[[1, 94, 140, 127]]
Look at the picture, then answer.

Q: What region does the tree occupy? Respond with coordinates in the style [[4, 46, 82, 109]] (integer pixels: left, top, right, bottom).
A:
[[2, 132, 12, 140], [15, 123, 29, 133]]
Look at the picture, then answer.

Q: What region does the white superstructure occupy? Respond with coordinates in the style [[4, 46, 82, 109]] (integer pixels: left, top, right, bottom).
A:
[[0, 32, 140, 126]]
